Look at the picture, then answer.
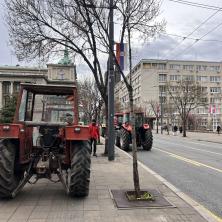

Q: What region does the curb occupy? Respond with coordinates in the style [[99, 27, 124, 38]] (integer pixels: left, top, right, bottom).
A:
[[115, 145, 221, 222]]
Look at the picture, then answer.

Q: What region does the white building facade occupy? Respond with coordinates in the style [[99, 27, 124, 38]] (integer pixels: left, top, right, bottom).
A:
[[0, 62, 76, 109], [115, 59, 222, 131]]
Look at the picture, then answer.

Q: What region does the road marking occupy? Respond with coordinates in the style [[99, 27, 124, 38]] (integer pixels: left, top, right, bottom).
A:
[[155, 148, 222, 173], [155, 139, 222, 156], [204, 208, 222, 222]]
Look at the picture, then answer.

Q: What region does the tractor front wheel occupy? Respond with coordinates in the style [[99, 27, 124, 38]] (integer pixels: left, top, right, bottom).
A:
[[69, 140, 91, 197], [120, 128, 130, 151], [142, 130, 153, 151], [0, 139, 21, 198]]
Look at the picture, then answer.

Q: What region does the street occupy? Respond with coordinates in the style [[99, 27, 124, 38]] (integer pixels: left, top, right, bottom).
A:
[[135, 133, 222, 218]]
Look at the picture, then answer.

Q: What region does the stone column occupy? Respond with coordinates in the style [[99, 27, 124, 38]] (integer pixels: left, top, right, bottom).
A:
[[0, 82, 2, 109], [10, 81, 13, 96]]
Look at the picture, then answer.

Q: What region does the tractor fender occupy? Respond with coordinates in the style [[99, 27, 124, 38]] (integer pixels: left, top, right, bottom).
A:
[[65, 125, 90, 141]]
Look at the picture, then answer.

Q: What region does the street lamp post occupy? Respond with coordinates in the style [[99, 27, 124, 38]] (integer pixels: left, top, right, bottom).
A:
[[160, 90, 163, 134], [107, 0, 115, 161]]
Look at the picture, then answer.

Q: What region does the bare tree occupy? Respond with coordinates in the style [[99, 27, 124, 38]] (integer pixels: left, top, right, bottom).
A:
[[144, 100, 160, 133], [78, 78, 103, 124], [166, 80, 208, 137]]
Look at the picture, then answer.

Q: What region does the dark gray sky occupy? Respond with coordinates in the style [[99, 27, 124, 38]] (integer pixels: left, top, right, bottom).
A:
[[1, 0, 222, 71]]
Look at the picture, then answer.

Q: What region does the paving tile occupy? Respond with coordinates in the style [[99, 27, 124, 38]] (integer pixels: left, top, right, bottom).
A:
[[29, 211, 49, 219], [28, 220, 46, 222]]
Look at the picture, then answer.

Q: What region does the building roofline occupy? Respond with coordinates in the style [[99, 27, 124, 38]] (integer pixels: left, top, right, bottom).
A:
[[139, 58, 222, 64], [0, 65, 48, 72]]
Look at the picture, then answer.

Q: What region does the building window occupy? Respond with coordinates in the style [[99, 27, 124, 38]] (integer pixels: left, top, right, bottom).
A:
[[157, 63, 166, 70], [210, 97, 221, 103], [183, 75, 194, 81], [210, 87, 221, 93], [170, 75, 180, 81], [169, 64, 181, 70], [159, 85, 166, 93], [201, 87, 207, 93], [196, 65, 207, 71], [159, 74, 167, 82], [197, 107, 207, 114], [2, 82, 10, 94], [210, 76, 220, 82], [183, 65, 194, 70], [208, 66, 220, 71], [13, 82, 20, 93], [200, 119, 207, 126], [196, 76, 208, 82]]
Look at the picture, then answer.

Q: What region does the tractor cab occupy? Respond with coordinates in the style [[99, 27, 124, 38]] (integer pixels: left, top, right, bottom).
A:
[[114, 113, 123, 129]]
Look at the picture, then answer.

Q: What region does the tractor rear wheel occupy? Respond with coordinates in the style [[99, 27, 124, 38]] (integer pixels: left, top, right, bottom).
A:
[[69, 140, 91, 197], [120, 128, 130, 151], [0, 139, 21, 198], [142, 130, 153, 151]]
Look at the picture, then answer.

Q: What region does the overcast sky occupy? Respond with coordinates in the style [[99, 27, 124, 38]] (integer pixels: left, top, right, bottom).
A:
[[1, 0, 222, 73]]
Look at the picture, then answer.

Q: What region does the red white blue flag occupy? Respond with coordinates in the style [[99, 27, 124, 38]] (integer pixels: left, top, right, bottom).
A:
[[116, 42, 128, 71]]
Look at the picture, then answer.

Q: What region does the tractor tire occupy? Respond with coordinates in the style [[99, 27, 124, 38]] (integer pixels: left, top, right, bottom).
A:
[[0, 139, 20, 198], [69, 140, 91, 197], [115, 135, 120, 147], [142, 130, 153, 151], [115, 129, 120, 147], [120, 128, 130, 151]]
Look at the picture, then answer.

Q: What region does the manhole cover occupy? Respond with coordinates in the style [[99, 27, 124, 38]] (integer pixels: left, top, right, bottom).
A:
[[111, 189, 175, 209]]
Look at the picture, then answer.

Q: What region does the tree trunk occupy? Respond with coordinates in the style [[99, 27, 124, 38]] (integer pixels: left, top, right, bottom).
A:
[[128, 27, 140, 197], [183, 116, 186, 137], [156, 118, 159, 134], [104, 99, 109, 155]]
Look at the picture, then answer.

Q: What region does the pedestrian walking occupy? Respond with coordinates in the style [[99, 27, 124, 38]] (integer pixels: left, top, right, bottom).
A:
[[216, 125, 221, 134], [89, 119, 100, 157], [179, 126, 183, 134], [173, 125, 178, 136]]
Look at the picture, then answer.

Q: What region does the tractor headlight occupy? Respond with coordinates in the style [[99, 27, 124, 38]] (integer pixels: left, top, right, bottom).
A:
[[2, 125, 10, 131], [74, 127, 81, 133]]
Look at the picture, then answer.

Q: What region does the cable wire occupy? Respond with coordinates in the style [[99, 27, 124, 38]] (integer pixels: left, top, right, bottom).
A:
[[160, 8, 221, 59], [168, 0, 222, 11], [172, 21, 222, 58]]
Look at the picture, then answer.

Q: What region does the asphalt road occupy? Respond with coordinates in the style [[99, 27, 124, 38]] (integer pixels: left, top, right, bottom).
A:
[[135, 133, 222, 218]]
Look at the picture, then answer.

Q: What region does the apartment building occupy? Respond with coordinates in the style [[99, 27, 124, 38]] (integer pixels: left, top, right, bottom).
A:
[[115, 59, 222, 131]]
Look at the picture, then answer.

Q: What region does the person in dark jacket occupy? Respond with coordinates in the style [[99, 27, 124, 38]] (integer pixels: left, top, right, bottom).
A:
[[179, 126, 183, 134], [89, 119, 100, 157], [217, 125, 221, 134], [173, 125, 178, 136]]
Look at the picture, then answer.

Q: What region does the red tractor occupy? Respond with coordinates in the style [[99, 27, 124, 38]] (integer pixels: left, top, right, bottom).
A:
[[0, 83, 91, 198], [115, 112, 153, 151]]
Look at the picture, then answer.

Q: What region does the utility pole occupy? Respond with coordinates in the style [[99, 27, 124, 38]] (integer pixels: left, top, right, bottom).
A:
[[108, 0, 115, 161], [160, 90, 163, 134]]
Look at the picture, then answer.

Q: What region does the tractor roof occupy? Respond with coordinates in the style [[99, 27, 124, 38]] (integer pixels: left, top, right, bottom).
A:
[[21, 83, 76, 95]]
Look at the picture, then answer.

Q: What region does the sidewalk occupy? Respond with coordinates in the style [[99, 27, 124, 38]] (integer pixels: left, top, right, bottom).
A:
[[161, 130, 222, 144], [0, 142, 219, 222]]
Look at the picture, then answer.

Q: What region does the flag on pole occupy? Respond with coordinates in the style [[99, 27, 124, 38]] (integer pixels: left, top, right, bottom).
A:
[[116, 42, 128, 71], [209, 105, 212, 114], [213, 104, 216, 113]]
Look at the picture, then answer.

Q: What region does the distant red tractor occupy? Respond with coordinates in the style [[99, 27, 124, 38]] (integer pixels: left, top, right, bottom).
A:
[[0, 84, 91, 198], [115, 112, 153, 151]]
